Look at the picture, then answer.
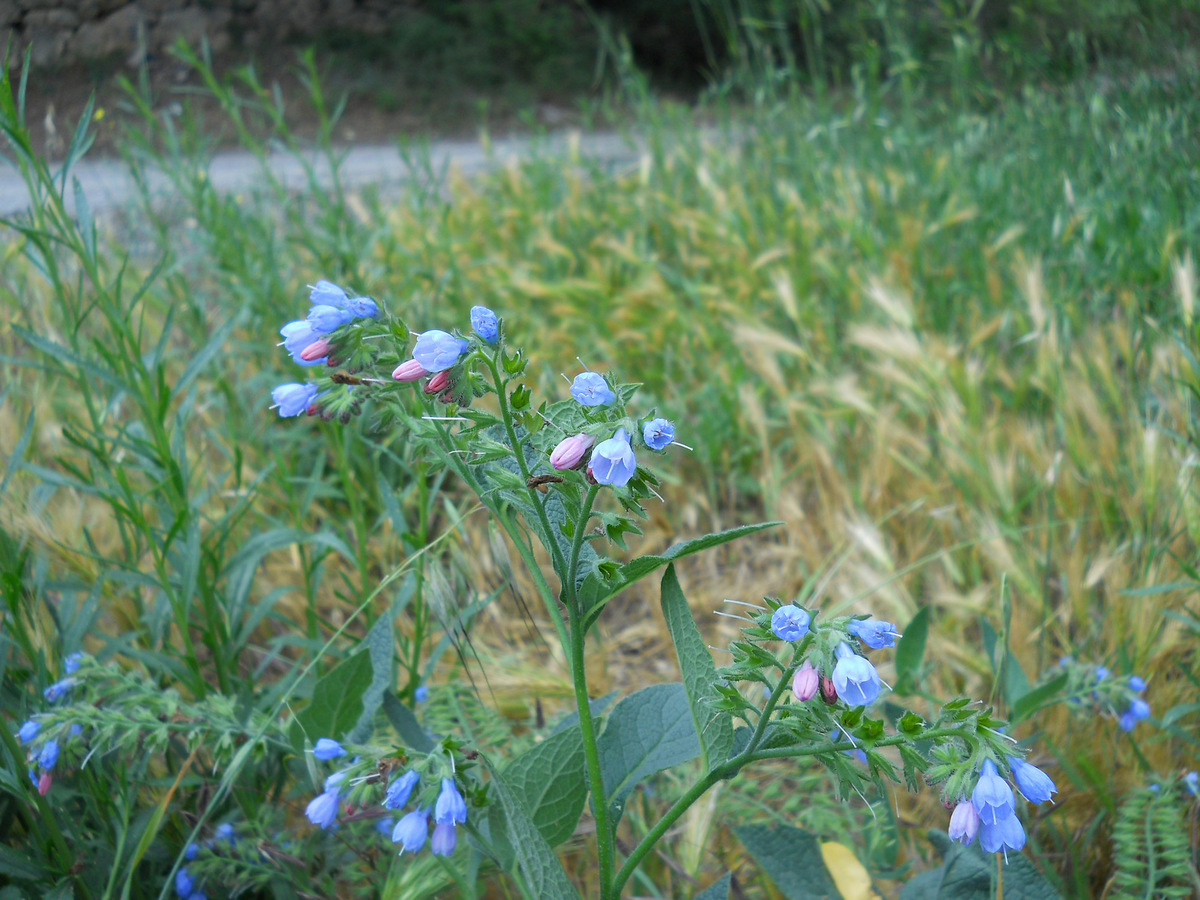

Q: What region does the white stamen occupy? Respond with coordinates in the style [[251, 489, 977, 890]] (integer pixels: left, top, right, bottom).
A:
[[422, 416, 469, 421], [723, 599, 766, 609], [714, 610, 754, 622], [670, 441, 694, 451]]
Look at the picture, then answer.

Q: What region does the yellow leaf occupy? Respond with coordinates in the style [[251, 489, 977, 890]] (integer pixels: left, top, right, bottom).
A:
[[819, 842, 879, 900]]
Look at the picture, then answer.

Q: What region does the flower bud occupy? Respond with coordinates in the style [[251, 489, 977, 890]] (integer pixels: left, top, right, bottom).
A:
[[550, 433, 596, 470], [792, 661, 818, 701], [424, 371, 451, 395], [38, 772, 52, 795], [820, 675, 838, 705], [300, 338, 331, 362], [393, 359, 430, 382]]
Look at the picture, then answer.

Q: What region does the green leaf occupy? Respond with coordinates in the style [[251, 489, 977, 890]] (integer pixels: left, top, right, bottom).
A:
[[897, 831, 1060, 900], [694, 873, 732, 900], [292, 651, 373, 745], [893, 606, 930, 695], [349, 612, 394, 742], [597, 683, 700, 824], [0, 844, 49, 882], [482, 754, 581, 900], [581, 522, 781, 627], [733, 823, 840, 900], [381, 691, 435, 753], [659, 564, 733, 772], [1009, 673, 1068, 724], [1002, 650, 1031, 712]]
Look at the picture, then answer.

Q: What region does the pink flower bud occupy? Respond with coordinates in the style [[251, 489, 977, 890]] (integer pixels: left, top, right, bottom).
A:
[[792, 661, 819, 701], [300, 338, 331, 362], [393, 359, 429, 382], [424, 371, 451, 395], [550, 433, 596, 470], [820, 675, 838, 705], [38, 773, 52, 796]]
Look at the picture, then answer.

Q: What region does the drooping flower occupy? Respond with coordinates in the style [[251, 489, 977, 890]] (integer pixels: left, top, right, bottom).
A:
[[770, 605, 811, 642], [570, 372, 615, 407], [1095, 666, 1110, 681], [175, 867, 195, 898], [214, 823, 236, 843], [384, 770, 420, 811], [470, 306, 499, 344], [1008, 758, 1057, 804], [313, 738, 346, 760], [324, 771, 346, 792], [415, 685, 429, 703], [392, 808, 429, 853], [430, 820, 457, 856], [424, 371, 451, 395], [434, 778, 467, 824], [978, 814, 1026, 855], [308, 304, 354, 334], [305, 789, 340, 829], [279, 320, 328, 367], [17, 720, 40, 743], [185, 843, 200, 860], [642, 418, 675, 451], [64, 652, 86, 675], [393, 359, 430, 382], [376, 817, 394, 836], [792, 661, 819, 701], [848, 618, 901, 650], [310, 280, 349, 308], [1185, 771, 1198, 795], [971, 760, 1015, 825], [831, 643, 881, 707], [38, 739, 59, 771], [1129, 698, 1151, 721], [948, 800, 980, 845], [550, 433, 596, 470], [1129, 675, 1146, 692], [413, 330, 468, 372], [589, 428, 637, 487], [346, 296, 379, 319], [1119, 711, 1137, 732], [44, 679, 75, 702], [271, 383, 319, 418]]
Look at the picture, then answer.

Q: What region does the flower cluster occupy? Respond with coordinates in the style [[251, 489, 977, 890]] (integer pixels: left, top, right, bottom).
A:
[[948, 756, 1056, 855], [15, 652, 90, 796], [271, 280, 380, 418], [1058, 659, 1153, 734], [303, 738, 351, 830], [770, 608, 898, 709], [390, 305, 494, 402]]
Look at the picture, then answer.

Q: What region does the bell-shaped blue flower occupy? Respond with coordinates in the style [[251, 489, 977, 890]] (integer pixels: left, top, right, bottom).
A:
[[38, 739, 59, 771], [1008, 757, 1056, 804], [313, 738, 346, 760], [948, 800, 980, 845], [346, 296, 379, 319], [17, 720, 40, 743], [309, 280, 349, 308], [831, 643, 881, 707], [271, 383, 318, 418], [978, 813, 1026, 854], [1185, 771, 1197, 795], [413, 330, 468, 372], [392, 808, 429, 853], [1119, 711, 1137, 732], [44, 678, 75, 702], [642, 418, 675, 451], [589, 428, 637, 487], [470, 306, 499, 344], [434, 778, 467, 824], [308, 304, 354, 334], [770, 605, 810, 642], [64, 652, 86, 674], [185, 843, 200, 860], [1129, 675, 1146, 692], [1129, 698, 1151, 720], [279, 320, 328, 367], [175, 867, 195, 898], [430, 820, 457, 856], [848, 618, 901, 649], [384, 770, 420, 810], [304, 789, 340, 829], [971, 760, 1015, 825], [570, 372, 615, 407]]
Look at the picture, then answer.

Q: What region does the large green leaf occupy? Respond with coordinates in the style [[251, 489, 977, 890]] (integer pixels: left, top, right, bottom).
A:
[[597, 683, 700, 824], [483, 754, 581, 900], [659, 564, 733, 772], [694, 873, 732, 900], [581, 522, 780, 628], [1010, 673, 1068, 725], [291, 651, 373, 746], [898, 831, 1060, 900], [381, 692, 436, 753], [893, 606, 930, 695], [733, 824, 840, 900], [349, 612, 395, 742]]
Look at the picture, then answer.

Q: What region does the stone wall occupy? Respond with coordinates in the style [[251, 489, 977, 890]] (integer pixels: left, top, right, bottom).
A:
[[1, 0, 403, 69]]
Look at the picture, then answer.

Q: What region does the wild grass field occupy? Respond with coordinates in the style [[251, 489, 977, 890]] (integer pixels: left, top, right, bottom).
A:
[[1, 22, 1199, 900]]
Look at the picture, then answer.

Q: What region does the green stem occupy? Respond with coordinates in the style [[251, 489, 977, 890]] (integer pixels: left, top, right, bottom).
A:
[[566, 484, 600, 607]]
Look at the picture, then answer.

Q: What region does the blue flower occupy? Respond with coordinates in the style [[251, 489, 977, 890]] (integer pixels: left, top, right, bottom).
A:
[[831, 643, 881, 707], [44, 679, 74, 702], [175, 867, 195, 898], [279, 320, 328, 367], [64, 652, 86, 674], [185, 843, 199, 860], [1008, 757, 1057, 804], [1129, 675, 1146, 692], [589, 428, 637, 487], [17, 720, 40, 743], [392, 808, 429, 853], [270, 383, 318, 418], [413, 330, 468, 372], [305, 789, 340, 829], [415, 685, 429, 703], [978, 814, 1026, 855], [214, 823, 235, 843], [308, 304, 354, 334], [1185, 771, 1197, 795], [1095, 666, 1110, 681], [470, 306, 499, 344], [310, 280, 349, 307], [434, 778, 467, 824], [971, 760, 1015, 825], [324, 771, 347, 792], [430, 820, 457, 856], [313, 738, 346, 760], [1129, 698, 1151, 721], [570, 372, 615, 406], [38, 739, 59, 771], [770, 605, 810, 642], [642, 418, 675, 451], [847, 618, 901, 650], [384, 770, 420, 810], [346, 296, 379, 319], [1119, 711, 1137, 732], [948, 800, 980, 845], [376, 816, 394, 836]]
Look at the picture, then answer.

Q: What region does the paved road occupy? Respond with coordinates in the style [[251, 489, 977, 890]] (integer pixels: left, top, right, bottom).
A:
[[0, 130, 645, 216]]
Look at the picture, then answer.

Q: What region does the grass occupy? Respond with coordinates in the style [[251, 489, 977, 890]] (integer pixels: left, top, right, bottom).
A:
[[1, 38, 1199, 899]]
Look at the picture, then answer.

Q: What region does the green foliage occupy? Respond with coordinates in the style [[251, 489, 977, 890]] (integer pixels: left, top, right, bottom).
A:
[[1109, 783, 1197, 899], [733, 823, 842, 899], [899, 831, 1060, 899]]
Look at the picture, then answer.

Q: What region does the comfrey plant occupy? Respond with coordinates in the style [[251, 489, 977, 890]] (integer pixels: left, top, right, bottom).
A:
[[270, 282, 1058, 897], [1055, 658, 1154, 734]]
